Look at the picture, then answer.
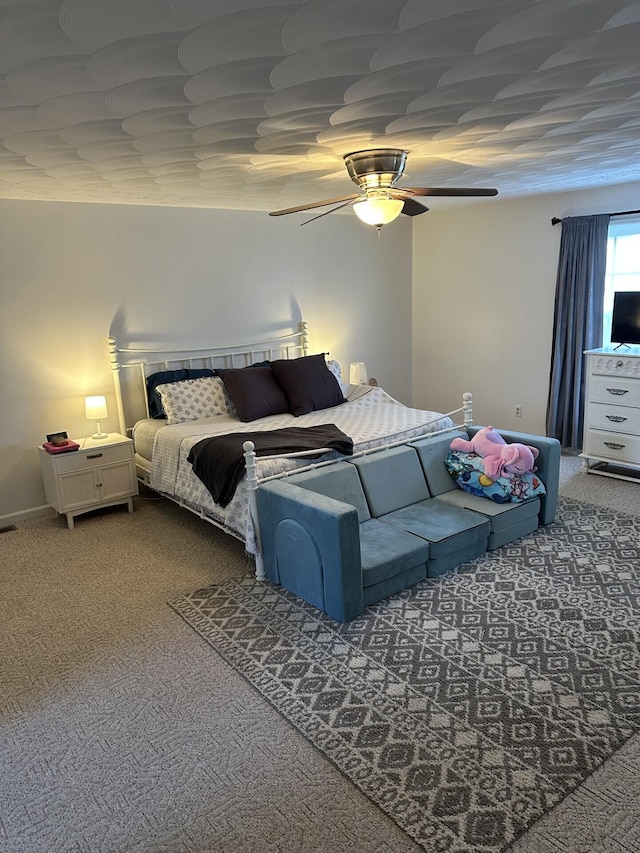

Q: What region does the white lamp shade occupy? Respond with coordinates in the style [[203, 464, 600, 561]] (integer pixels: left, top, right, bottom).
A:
[[85, 395, 108, 420], [349, 362, 368, 385], [353, 197, 403, 227]]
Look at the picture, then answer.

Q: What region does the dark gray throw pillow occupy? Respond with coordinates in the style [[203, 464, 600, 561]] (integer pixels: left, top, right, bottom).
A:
[[214, 359, 270, 376], [221, 366, 290, 422], [271, 354, 346, 417]]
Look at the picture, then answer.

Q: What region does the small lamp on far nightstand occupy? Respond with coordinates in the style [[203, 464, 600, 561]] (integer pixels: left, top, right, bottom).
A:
[[349, 362, 368, 385], [85, 395, 108, 439]]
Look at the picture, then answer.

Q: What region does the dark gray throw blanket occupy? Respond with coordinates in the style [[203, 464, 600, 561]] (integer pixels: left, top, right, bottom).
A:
[[187, 424, 354, 508]]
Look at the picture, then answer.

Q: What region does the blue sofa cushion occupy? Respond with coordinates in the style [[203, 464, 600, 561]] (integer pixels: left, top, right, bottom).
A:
[[363, 565, 427, 608], [287, 463, 371, 522], [379, 498, 489, 561], [445, 450, 547, 503], [359, 519, 429, 587], [411, 432, 468, 496], [437, 489, 540, 549], [350, 446, 430, 516]]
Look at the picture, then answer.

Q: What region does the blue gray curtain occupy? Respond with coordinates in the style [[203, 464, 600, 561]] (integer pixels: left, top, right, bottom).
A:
[[546, 214, 610, 450]]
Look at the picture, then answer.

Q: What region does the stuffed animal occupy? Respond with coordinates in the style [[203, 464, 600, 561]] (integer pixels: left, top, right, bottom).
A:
[[450, 426, 539, 479]]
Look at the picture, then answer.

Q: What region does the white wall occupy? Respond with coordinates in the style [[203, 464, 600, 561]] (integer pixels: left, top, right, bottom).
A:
[[0, 199, 412, 522], [412, 180, 640, 433], [5, 179, 640, 521]]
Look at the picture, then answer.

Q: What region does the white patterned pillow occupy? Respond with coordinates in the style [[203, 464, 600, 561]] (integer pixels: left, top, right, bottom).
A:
[[327, 359, 349, 396], [156, 376, 233, 424]]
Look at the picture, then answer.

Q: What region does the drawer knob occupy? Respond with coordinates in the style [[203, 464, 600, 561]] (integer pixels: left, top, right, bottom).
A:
[[604, 441, 625, 450], [87, 453, 103, 459], [606, 388, 629, 395], [605, 414, 628, 423]]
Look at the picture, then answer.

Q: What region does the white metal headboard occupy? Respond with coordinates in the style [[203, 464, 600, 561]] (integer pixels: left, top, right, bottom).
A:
[[109, 320, 309, 436]]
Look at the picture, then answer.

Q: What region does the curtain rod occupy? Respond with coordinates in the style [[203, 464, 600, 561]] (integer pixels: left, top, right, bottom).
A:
[[551, 208, 640, 225]]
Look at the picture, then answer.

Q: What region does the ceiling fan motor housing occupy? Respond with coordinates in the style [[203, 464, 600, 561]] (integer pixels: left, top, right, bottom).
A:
[[344, 149, 408, 191]]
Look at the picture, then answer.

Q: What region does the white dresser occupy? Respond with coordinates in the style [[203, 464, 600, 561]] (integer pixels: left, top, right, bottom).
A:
[[581, 347, 640, 481]]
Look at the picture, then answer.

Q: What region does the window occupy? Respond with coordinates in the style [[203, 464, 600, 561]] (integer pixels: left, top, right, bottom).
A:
[[602, 218, 640, 346]]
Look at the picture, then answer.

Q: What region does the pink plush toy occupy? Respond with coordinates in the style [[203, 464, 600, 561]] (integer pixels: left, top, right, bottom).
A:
[[450, 426, 539, 479]]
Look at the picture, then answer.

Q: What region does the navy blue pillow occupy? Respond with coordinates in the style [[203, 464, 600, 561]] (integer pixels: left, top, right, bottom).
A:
[[146, 369, 214, 419]]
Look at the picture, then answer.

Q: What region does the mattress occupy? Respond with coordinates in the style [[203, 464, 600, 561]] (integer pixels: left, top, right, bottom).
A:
[[131, 417, 166, 462], [142, 384, 455, 555]]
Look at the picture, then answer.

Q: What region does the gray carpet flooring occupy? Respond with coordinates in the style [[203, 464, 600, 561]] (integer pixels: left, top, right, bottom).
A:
[[1, 455, 639, 853]]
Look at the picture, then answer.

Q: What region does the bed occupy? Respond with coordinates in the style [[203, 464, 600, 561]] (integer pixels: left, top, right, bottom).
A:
[[109, 321, 473, 577]]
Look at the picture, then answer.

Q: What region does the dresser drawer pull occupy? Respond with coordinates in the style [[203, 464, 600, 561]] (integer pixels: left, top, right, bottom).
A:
[[603, 441, 625, 450], [605, 414, 628, 423], [606, 387, 629, 395], [87, 453, 103, 459]]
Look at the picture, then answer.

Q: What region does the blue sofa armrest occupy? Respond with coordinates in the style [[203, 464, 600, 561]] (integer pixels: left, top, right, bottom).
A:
[[467, 426, 561, 525], [256, 480, 364, 622]]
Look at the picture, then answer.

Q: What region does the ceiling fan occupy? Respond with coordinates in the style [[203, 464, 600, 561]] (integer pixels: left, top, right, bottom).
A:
[[269, 149, 498, 228]]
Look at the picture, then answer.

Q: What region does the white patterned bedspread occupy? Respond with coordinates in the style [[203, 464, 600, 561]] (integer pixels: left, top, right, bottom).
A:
[[147, 385, 456, 555]]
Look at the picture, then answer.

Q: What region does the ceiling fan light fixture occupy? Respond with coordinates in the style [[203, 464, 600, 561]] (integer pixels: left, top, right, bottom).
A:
[[353, 196, 404, 227]]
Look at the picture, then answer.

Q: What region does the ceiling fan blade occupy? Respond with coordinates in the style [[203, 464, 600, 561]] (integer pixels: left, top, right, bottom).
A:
[[300, 198, 357, 225], [269, 194, 360, 216], [398, 186, 498, 197], [399, 197, 429, 217]]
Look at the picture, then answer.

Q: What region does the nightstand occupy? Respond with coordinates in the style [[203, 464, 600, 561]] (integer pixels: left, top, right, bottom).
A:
[[38, 433, 138, 529]]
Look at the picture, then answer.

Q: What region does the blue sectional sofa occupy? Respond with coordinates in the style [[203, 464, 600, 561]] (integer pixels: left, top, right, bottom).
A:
[[256, 427, 561, 622]]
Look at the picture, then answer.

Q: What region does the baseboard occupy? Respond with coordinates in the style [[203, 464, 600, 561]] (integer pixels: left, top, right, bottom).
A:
[[0, 504, 54, 527]]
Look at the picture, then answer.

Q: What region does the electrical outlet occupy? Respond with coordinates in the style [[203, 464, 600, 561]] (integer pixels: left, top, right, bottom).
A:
[[515, 405, 522, 417]]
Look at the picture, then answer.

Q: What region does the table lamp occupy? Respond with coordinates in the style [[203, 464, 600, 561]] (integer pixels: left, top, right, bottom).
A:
[[349, 362, 368, 385], [85, 395, 108, 439]]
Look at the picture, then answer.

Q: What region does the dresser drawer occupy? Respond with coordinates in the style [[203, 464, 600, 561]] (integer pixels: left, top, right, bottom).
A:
[[52, 442, 133, 473], [588, 353, 640, 378], [586, 402, 640, 434], [589, 375, 640, 407], [583, 429, 640, 464]]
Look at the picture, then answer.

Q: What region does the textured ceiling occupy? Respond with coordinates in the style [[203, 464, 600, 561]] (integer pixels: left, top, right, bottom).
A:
[[2, 0, 640, 212]]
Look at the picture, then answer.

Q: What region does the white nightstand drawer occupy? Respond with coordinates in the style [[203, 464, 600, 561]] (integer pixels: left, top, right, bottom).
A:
[[53, 441, 132, 473], [587, 402, 640, 434], [589, 374, 640, 407]]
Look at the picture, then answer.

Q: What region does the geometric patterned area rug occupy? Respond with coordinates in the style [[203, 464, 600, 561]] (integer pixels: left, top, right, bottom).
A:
[[170, 497, 640, 853]]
